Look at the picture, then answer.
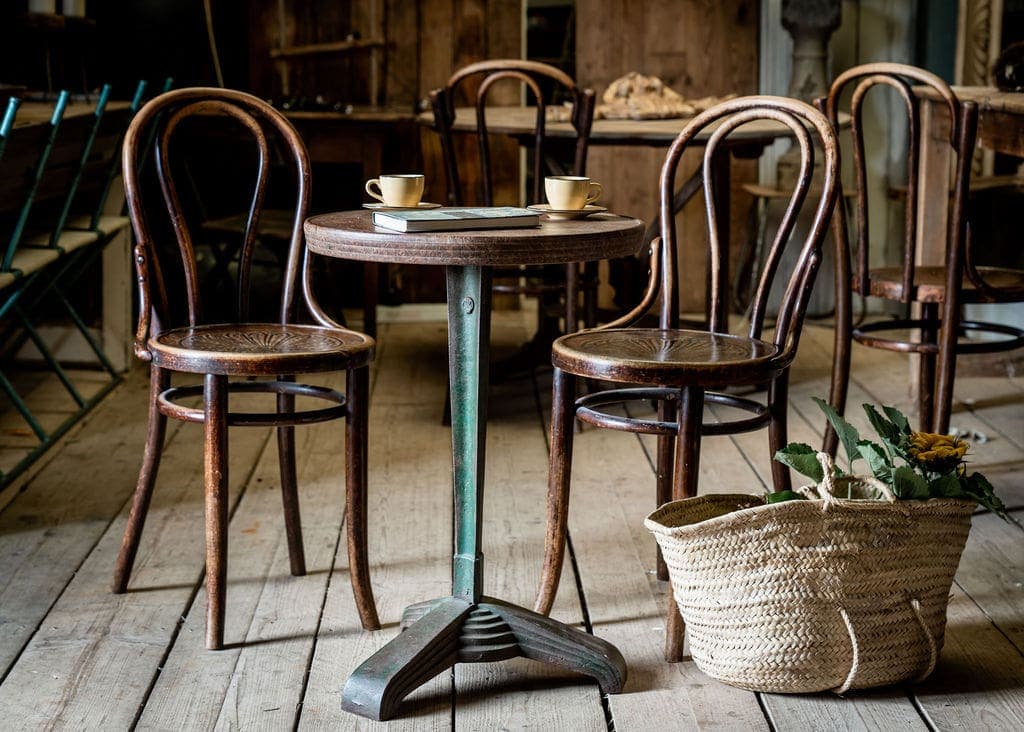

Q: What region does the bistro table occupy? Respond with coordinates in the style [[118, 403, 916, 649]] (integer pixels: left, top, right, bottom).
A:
[[304, 210, 645, 721]]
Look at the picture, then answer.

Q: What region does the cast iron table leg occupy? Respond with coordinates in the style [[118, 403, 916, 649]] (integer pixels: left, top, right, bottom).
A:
[[341, 265, 626, 721]]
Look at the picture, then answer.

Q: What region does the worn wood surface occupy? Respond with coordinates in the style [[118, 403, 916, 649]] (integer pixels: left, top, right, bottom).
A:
[[0, 309, 1022, 729], [305, 210, 645, 266]]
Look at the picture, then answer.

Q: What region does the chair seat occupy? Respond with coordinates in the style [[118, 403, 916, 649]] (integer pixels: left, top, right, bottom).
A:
[[552, 327, 782, 386], [149, 323, 374, 375], [869, 265, 1024, 303]]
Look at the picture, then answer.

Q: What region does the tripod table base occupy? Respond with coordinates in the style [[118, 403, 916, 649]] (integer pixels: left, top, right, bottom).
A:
[[340, 596, 627, 721]]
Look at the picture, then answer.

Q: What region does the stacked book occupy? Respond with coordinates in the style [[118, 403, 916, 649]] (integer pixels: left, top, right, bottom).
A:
[[371, 207, 540, 233]]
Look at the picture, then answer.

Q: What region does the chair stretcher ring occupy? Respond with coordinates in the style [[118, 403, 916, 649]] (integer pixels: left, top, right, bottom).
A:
[[157, 379, 348, 426], [854, 317, 1024, 354], [575, 387, 770, 436]]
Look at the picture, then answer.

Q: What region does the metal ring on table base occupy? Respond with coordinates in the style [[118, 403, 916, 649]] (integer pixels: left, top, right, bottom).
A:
[[157, 379, 348, 425], [854, 318, 1024, 354], [575, 386, 770, 435]]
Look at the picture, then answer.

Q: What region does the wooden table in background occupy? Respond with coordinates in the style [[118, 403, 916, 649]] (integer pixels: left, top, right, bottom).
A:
[[304, 210, 645, 721], [916, 86, 1024, 264]]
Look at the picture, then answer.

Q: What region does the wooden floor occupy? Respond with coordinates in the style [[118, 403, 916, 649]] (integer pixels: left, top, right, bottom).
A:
[[0, 309, 1021, 730]]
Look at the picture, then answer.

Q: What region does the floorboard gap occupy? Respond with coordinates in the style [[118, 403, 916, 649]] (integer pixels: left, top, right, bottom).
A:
[[292, 499, 348, 730], [755, 691, 779, 732]]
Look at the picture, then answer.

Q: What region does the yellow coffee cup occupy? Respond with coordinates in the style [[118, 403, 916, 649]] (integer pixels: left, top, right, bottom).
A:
[[545, 176, 603, 210], [365, 174, 425, 207]]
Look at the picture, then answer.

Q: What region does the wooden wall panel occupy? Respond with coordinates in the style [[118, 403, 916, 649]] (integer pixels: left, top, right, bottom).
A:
[[577, 0, 759, 312], [412, 0, 523, 207]]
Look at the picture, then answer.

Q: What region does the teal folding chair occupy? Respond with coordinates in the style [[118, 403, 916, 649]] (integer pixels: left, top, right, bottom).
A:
[[0, 92, 74, 479], [0, 87, 132, 487]]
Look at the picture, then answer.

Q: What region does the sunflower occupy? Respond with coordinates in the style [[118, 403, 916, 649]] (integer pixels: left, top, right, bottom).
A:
[[908, 432, 968, 473]]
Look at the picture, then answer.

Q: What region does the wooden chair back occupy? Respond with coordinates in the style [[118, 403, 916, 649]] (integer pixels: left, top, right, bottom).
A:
[[122, 87, 340, 362], [429, 59, 596, 206], [617, 96, 839, 365], [818, 62, 978, 302]]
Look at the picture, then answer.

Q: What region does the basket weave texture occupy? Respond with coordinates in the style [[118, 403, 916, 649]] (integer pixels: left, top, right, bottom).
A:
[[645, 477, 974, 694]]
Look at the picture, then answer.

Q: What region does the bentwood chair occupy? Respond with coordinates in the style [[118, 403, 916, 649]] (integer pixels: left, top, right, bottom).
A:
[[113, 88, 379, 649], [533, 96, 840, 661], [429, 59, 598, 334], [820, 63, 1023, 449]]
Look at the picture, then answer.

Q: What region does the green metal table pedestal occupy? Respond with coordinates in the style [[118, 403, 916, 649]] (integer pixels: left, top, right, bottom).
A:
[[302, 210, 644, 721], [340, 266, 625, 721]]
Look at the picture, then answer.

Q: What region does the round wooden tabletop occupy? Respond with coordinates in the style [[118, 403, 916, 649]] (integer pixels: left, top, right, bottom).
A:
[[304, 210, 646, 266]]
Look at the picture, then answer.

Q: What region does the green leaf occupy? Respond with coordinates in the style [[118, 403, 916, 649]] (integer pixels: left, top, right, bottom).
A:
[[774, 443, 824, 482], [766, 490, 808, 504], [857, 439, 892, 482], [882, 405, 912, 435], [812, 397, 861, 471], [961, 472, 1008, 518], [863, 404, 900, 446], [892, 465, 929, 499], [930, 473, 965, 498]]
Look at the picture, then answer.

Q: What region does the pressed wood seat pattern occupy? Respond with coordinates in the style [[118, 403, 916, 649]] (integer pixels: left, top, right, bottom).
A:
[[533, 96, 840, 662], [822, 63, 1024, 446], [114, 88, 379, 650], [149, 323, 372, 374], [554, 329, 781, 384]]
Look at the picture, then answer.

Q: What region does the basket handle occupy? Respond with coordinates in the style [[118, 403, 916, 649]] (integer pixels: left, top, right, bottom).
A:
[[814, 452, 897, 506], [834, 598, 938, 694]]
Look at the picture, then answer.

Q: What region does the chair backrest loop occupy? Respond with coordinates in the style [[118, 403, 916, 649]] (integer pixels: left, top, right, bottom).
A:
[[817, 62, 974, 304], [123, 87, 328, 359], [653, 95, 839, 361], [429, 59, 596, 206]]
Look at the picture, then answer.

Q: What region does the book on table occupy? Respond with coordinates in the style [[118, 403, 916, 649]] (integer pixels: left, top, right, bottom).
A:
[[371, 206, 540, 233]]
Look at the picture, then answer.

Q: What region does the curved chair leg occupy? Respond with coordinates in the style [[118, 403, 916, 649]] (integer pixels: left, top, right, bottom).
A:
[[918, 302, 939, 431], [535, 367, 577, 616], [665, 385, 703, 663], [654, 397, 677, 581], [113, 366, 169, 593], [277, 375, 306, 576], [346, 365, 380, 631], [204, 373, 230, 650], [934, 297, 961, 436], [768, 372, 792, 492], [824, 265, 853, 457]]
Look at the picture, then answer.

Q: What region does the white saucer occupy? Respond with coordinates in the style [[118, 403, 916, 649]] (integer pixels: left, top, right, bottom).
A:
[[527, 203, 608, 220], [363, 202, 442, 211]]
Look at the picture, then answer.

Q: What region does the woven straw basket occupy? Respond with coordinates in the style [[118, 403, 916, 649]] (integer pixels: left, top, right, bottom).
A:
[[644, 457, 974, 694]]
